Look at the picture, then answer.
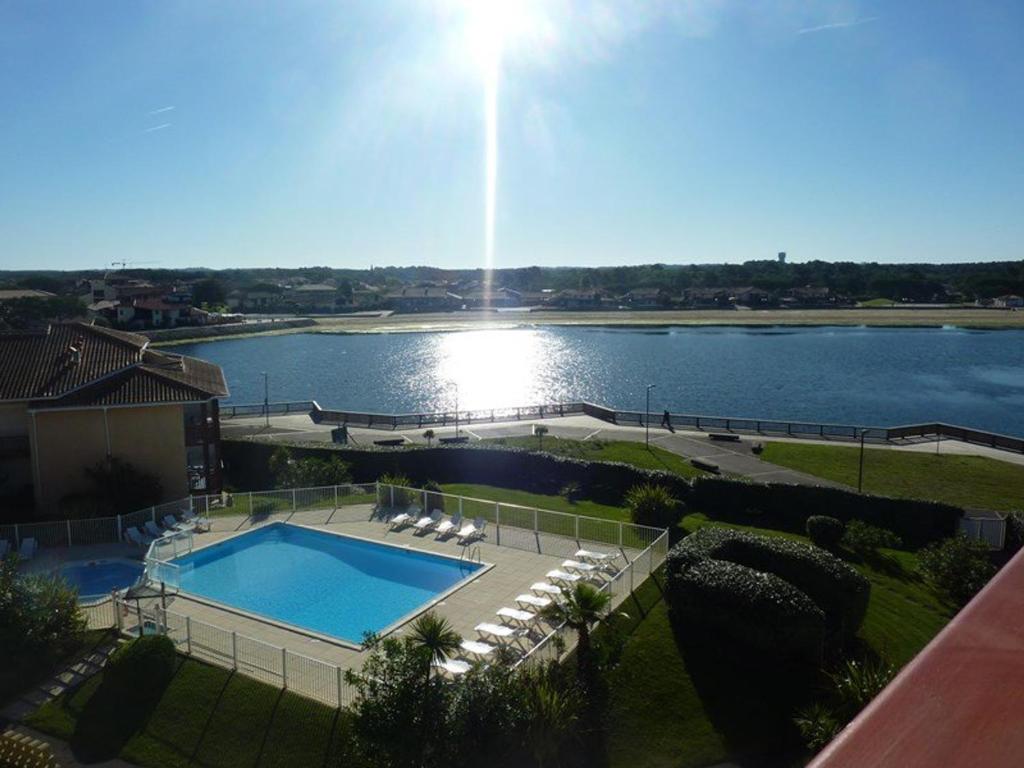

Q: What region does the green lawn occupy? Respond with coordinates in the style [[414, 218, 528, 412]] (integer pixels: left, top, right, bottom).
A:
[[857, 298, 896, 307], [26, 657, 357, 768], [482, 436, 706, 479], [441, 482, 629, 523], [761, 442, 1024, 512]]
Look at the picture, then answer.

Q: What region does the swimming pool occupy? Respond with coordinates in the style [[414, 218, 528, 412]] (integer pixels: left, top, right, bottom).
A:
[[58, 559, 144, 601], [170, 523, 485, 644]]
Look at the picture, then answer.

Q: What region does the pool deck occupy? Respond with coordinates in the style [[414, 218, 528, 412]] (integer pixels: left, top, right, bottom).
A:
[[123, 504, 634, 673]]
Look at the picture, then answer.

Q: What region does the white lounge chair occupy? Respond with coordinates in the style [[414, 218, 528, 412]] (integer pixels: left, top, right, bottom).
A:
[[562, 560, 607, 581], [434, 658, 472, 676], [457, 517, 487, 544], [388, 505, 420, 530], [179, 509, 210, 532], [575, 548, 619, 565], [546, 570, 582, 586], [145, 521, 168, 539], [435, 513, 462, 537], [516, 593, 552, 609], [414, 510, 442, 533], [496, 607, 537, 627], [460, 639, 497, 658], [475, 622, 522, 643], [530, 582, 563, 597], [162, 515, 195, 533], [19, 537, 37, 560]]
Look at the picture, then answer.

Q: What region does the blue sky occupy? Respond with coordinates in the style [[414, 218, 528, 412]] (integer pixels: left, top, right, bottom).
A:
[[1, 1, 1022, 271]]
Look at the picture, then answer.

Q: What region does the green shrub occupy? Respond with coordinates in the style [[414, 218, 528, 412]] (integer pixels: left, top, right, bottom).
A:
[[251, 498, 277, 517], [828, 657, 896, 717], [806, 516, 845, 550], [668, 557, 826, 666], [918, 534, 996, 606], [794, 702, 841, 752], [625, 483, 682, 528], [0, 556, 85, 661], [379, 473, 414, 507], [422, 479, 446, 513], [560, 481, 583, 503], [842, 520, 902, 555], [104, 635, 177, 701], [669, 527, 870, 641]]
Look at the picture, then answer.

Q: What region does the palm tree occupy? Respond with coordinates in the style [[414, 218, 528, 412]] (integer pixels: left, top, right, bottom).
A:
[[540, 582, 614, 684], [407, 611, 461, 683], [523, 675, 579, 768], [423, 429, 435, 447], [534, 424, 549, 450]]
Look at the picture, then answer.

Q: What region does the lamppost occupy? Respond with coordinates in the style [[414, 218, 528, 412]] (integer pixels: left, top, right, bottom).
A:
[[262, 372, 269, 429], [857, 428, 867, 493], [453, 381, 460, 438], [645, 383, 656, 447]]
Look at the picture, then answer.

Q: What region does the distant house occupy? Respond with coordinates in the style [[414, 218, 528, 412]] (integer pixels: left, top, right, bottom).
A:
[[459, 287, 522, 309], [384, 287, 461, 313], [621, 288, 669, 310], [0, 322, 228, 513], [286, 283, 339, 312], [784, 285, 833, 307], [553, 290, 606, 310], [994, 295, 1023, 309], [730, 287, 774, 307], [226, 287, 283, 312], [684, 287, 732, 308]]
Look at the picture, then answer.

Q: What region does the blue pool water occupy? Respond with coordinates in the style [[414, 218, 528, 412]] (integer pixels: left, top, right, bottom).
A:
[[58, 559, 144, 601], [172, 524, 482, 643]]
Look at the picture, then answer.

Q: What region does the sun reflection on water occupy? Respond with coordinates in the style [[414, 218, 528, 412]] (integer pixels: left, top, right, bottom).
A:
[[420, 328, 579, 411]]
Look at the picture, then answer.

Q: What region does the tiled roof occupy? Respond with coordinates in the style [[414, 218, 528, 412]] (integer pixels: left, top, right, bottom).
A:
[[0, 321, 227, 407]]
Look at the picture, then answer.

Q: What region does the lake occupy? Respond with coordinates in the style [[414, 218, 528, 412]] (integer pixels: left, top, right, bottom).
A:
[[168, 326, 1024, 436]]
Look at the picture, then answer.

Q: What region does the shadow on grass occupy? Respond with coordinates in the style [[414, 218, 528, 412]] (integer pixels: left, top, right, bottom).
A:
[[666, 609, 813, 766]]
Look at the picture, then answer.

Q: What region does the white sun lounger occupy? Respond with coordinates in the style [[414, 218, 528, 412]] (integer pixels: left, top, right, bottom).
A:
[[530, 582, 563, 596], [19, 537, 37, 560], [460, 639, 497, 657], [457, 517, 487, 544], [575, 549, 618, 565], [516, 593, 552, 609], [497, 607, 537, 626], [145, 521, 168, 539], [434, 658, 472, 676], [475, 622, 522, 642], [546, 570, 582, 585], [388, 505, 419, 530], [435, 513, 462, 537], [414, 510, 442, 532], [562, 560, 607, 580], [180, 509, 211, 531], [163, 515, 195, 532]]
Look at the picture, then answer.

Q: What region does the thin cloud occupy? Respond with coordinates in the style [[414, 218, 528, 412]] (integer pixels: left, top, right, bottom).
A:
[[148, 105, 175, 115], [798, 16, 879, 35], [142, 123, 172, 133]]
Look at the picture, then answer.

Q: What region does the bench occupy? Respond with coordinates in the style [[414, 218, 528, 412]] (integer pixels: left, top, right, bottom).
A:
[[691, 458, 720, 474], [439, 436, 470, 444], [373, 438, 405, 447], [709, 433, 741, 442]]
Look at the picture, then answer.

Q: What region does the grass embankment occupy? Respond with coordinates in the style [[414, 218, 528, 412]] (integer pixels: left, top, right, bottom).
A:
[[27, 658, 357, 768], [481, 436, 706, 480], [762, 442, 1024, 512]]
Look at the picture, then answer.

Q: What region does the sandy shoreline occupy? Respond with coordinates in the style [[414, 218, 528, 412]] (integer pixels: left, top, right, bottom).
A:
[[151, 307, 1024, 346]]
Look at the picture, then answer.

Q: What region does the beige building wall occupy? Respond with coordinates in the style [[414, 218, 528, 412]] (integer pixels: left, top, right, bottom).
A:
[[30, 404, 188, 513], [0, 403, 32, 490]]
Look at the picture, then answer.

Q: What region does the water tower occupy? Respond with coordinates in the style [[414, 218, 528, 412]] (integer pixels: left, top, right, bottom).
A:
[[778, 252, 787, 264]]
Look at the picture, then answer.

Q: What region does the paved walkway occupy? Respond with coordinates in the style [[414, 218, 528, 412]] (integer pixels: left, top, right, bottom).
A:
[[223, 413, 850, 488]]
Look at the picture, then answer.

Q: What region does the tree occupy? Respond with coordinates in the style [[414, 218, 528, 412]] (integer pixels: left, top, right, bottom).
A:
[[423, 429, 436, 447], [267, 446, 352, 488], [534, 424, 549, 450], [0, 555, 85, 662], [408, 612, 461, 684], [523, 673, 580, 768], [540, 582, 615, 688], [67, 457, 163, 517], [192, 278, 226, 307]]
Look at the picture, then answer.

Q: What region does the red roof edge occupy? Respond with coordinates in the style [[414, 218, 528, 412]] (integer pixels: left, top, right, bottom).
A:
[[808, 546, 1024, 768]]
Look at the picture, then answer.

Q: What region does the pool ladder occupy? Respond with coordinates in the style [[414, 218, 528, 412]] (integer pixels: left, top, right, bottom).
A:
[[460, 546, 482, 565]]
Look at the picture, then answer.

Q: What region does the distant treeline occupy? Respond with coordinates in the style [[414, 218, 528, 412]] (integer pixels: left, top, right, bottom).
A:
[[3, 259, 1023, 301]]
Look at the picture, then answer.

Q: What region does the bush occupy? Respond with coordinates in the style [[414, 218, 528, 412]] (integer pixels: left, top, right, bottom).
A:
[[560, 481, 583, 503], [379, 473, 415, 507], [625, 483, 683, 528], [104, 635, 177, 702], [0, 556, 85, 661], [806, 516, 845, 550], [268, 445, 352, 488], [842, 520, 902, 555], [918, 534, 996, 606], [669, 527, 870, 641], [422, 479, 445, 513], [668, 557, 826, 666]]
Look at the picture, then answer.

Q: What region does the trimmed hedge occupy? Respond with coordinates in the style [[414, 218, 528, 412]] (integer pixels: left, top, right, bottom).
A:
[[671, 528, 870, 640], [222, 439, 963, 546], [686, 477, 961, 548], [668, 557, 826, 667], [806, 515, 845, 550], [105, 635, 177, 701]]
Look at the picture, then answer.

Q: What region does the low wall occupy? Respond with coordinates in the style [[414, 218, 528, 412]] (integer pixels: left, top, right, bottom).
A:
[[143, 318, 315, 342]]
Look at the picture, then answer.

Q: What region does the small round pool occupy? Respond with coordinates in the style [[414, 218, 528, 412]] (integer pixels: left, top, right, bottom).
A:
[[57, 559, 144, 602]]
